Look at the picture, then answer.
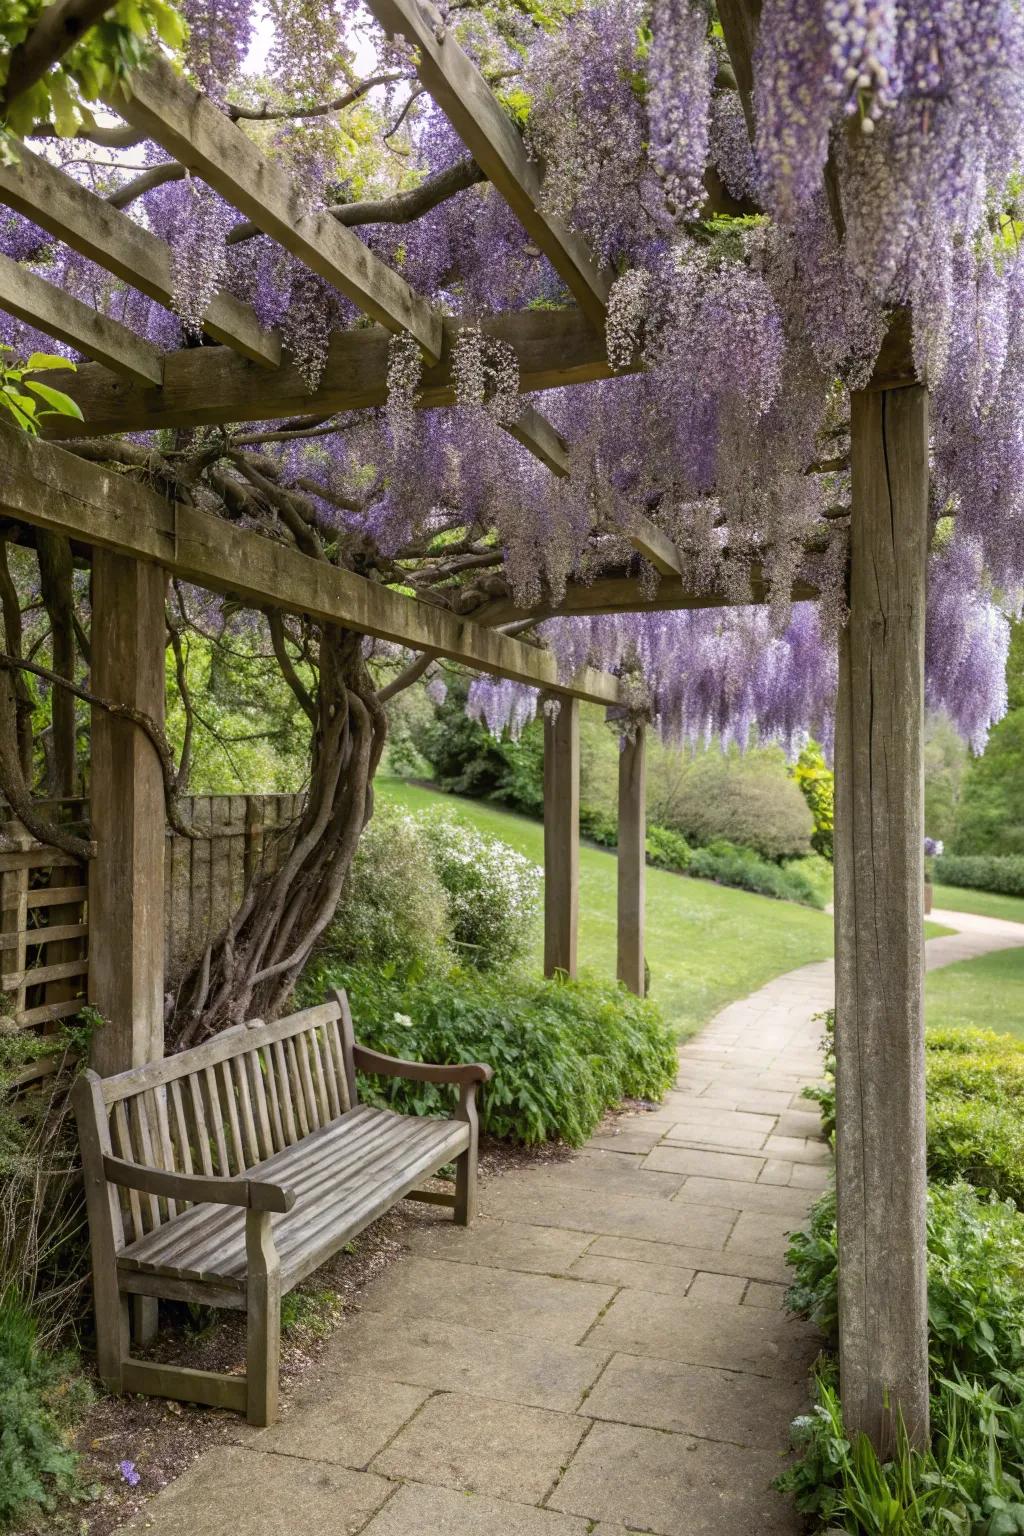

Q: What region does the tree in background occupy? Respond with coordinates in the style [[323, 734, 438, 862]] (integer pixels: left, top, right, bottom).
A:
[[791, 743, 834, 861], [953, 623, 1024, 854]]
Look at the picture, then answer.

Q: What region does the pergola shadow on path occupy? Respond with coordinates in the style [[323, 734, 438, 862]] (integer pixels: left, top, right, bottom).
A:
[[2, 0, 930, 1462]]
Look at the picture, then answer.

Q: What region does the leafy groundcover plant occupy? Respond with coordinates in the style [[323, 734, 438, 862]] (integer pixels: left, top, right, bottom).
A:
[[300, 961, 677, 1146], [783, 1017, 1024, 1533], [0, 1290, 91, 1528]]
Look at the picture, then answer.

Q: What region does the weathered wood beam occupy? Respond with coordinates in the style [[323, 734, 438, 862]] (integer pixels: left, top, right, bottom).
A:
[[45, 307, 625, 436], [0, 250, 164, 386], [0, 422, 625, 707], [365, 0, 609, 332], [833, 381, 930, 1457], [0, 145, 281, 367], [716, 0, 760, 137], [543, 695, 580, 978], [504, 404, 569, 476], [470, 568, 819, 625], [108, 57, 444, 362], [628, 515, 682, 576]]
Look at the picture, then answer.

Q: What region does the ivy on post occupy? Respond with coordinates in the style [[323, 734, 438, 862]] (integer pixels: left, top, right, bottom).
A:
[[834, 377, 931, 1455]]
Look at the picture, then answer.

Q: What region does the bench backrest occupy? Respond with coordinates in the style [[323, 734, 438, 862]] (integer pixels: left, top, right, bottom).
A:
[[93, 993, 357, 1245]]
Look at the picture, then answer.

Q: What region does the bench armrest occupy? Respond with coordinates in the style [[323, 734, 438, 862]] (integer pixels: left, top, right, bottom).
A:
[[352, 1044, 493, 1087], [101, 1155, 296, 1213]]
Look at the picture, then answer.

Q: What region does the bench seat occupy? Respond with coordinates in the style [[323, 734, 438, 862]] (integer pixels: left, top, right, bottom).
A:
[[118, 1104, 470, 1293], [74, 990, 491, 1423]]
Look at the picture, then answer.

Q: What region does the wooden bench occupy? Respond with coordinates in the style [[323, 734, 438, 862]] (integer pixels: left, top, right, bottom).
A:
[[72, 988, 492, 1425]]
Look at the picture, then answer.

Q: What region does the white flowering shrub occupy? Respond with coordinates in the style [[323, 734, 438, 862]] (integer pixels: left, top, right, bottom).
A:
[[419, 812, 543, 970], [323, 804, 452, 973]]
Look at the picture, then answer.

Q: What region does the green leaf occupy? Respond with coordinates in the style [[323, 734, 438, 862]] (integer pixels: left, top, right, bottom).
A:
[[24, 380, 84, 418], [24, 353, 76, 373]]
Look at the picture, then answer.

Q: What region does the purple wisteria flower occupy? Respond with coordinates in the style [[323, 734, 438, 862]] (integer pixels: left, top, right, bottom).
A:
[[118, 1459, 141, 1487], [924, 838, 944, 859]]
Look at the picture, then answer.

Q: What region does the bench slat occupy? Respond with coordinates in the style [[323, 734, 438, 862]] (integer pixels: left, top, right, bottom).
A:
[[117, 1108, 468, 1288]]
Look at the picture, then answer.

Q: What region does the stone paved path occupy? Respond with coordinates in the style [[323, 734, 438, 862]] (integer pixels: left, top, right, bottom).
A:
[[122, 907, 1024, 1536]]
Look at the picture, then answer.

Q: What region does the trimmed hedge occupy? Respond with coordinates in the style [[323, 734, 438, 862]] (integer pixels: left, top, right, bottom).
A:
[[933, 852, 1024, 897]]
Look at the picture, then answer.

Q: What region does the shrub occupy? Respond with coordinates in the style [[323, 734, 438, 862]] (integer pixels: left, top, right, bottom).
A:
[[687, 840, 827, 907], [933, 852, 1024, 897], [0, 1290, 90, 1527], [644, 824, 692, 871], [806, 1017, 1024, 1207], [579, 805, 618, 847], [791, 742, 835, 861], [299, 963, 677, 1145], [783, 1183, 1024, 1534], [649, 745, 815, 862], [418, 813, 542, 970], [322, 804, 452, 974]]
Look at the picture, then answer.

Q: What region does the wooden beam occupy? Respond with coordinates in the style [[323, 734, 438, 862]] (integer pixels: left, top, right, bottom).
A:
[[504, 403, 569, 476], [616, 723, 646, 996], [44, 307, 624, 437], [0, 250, 164, 386], [833, 382, 930, 1456], [0, 422, 625, 707], [365, 0, 609, 332], [543, 695, 579, 978], [628, 515, 682, 576], [109, 58, 444, 363], [89, 550, 167, 1074], [470, 568, 819, 625], [0, 145, 281, 367]]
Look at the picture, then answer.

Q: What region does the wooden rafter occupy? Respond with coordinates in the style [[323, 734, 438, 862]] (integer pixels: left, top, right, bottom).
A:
[[0, 144, 281, 368], [0, 251, 164, 386], [108, 57, 445, 363], [468, 567, 819, 627], [0, 420, 625, 706], [365, 0, 610, 332], [44, 307, 627, 437]]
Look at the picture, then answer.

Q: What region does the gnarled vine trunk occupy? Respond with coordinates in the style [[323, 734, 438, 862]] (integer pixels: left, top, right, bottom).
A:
[[174, 625, 386, 1045]]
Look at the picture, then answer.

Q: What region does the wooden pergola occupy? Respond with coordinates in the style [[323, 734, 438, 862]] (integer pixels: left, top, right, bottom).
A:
[[0, 0, 929, 1459]]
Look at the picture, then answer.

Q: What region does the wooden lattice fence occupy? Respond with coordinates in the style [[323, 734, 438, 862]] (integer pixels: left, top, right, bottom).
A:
[[1, 793, 302, 1085]]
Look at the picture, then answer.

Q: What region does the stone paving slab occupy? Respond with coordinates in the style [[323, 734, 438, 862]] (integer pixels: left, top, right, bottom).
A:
[[643, 1145, 766, 1180], [587, 1231, 792, 1285], [568, 1252, 697, 1296], [674, 1174, 815, 1217], [357, 1254, 617, 1343], [584, 1288, 819, 1378], [253, 1375, 430, 1469], [321, 1313, 607, 1412], [547, 1421, 798, 1535], [584, 1350, 808, 1447], [402, 1217, 592, 1276], [481, 1181, 739, 1249], [371, 1392, 589, 1502], [360, 1484, 590, 1535], [120, 1446, 392, 1536]]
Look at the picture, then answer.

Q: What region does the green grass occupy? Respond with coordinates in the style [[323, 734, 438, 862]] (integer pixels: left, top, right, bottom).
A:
[[378, 778, 836, 1037], [926, 944, 1024, 1041], [931, 882, 1024, 926]]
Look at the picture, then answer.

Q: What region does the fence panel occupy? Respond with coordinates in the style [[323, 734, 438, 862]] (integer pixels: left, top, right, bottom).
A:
[[1, 794, 303, 1084]]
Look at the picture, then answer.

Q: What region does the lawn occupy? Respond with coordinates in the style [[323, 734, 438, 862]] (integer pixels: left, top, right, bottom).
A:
[[926, 944, 1024, 1041], [378, 777, 836, 1037], [931, 883, 1024, 926]]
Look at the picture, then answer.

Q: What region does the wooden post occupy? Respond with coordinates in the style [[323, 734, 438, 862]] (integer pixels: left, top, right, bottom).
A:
[[88, 551, 167, 1075], [543, 696, 579, 978], [833, 383, 930, 1455], [617, 726, 646, 996]]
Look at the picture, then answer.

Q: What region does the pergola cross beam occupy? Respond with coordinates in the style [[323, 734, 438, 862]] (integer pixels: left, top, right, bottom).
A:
[[0, 144, 282, 368]]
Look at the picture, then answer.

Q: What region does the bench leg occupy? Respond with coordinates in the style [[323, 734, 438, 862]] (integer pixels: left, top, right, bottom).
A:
[[132, 1295, 158, 1347], [454, 1142, 477, 1226], [95, 1292, 130, 1393], [245, 1210, 281, 1426]]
